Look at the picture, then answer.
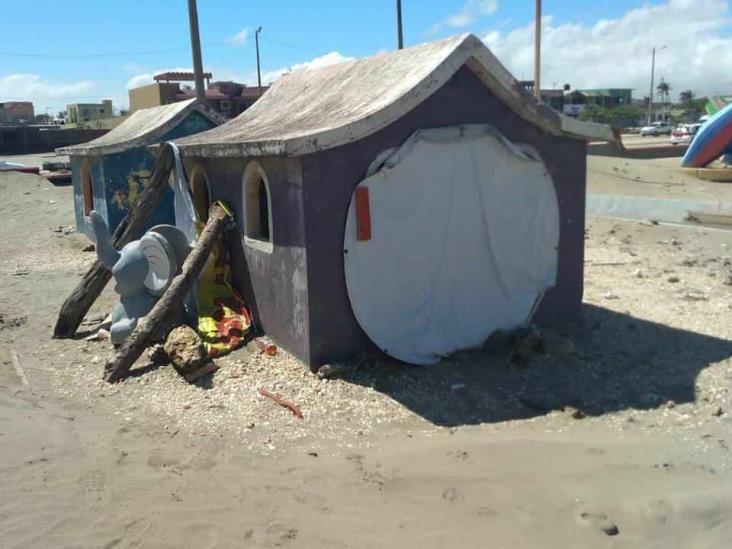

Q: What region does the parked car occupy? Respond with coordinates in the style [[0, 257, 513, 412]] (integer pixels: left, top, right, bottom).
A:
[[670, 123, 701, 145], [640, 121, 674, 136]]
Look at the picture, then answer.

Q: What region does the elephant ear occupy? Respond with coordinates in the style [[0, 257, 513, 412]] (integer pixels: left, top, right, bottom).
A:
[[89, 210, 120, 268], [139, 232, 177, 296]]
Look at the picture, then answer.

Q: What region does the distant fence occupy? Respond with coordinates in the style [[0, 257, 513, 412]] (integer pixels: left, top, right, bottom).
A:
[[0, 126, 108, 154]]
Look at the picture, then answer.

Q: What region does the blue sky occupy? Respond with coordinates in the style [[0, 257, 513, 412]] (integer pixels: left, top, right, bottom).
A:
[[2, 0, 731, 114]]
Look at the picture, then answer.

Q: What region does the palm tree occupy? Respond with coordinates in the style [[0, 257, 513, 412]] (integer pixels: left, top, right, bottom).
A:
[[679, 89, 694, 107], [656, 80, 671, 105]]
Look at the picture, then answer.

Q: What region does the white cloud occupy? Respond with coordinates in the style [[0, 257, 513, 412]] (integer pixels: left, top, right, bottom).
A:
[[123, 61, 145, 74], [126, 52, 351, 95], [227, 28, 249, 46], [482, 0, 732, 98], [447, 0, 499, 28], [0, 73, 94, 100], [0, 74, 96, 114], [427, 0, 498, 35], [260, 51, 354, 84], [126, 67, 193, 90]]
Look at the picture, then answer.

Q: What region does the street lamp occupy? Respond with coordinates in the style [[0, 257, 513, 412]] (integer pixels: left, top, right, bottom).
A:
[[647, 45, 667, 124], [255, 27, 263, 96]]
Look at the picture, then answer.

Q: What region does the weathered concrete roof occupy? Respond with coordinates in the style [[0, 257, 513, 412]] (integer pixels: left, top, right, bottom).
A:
[[58, 99, 222, 156], [172, 34, 615, 158]]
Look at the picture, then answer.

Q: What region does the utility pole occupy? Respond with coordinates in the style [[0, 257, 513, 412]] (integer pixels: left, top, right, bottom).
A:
[[187, 0, 206, 102], [255, 26, 263, 96], [647, 47, 656, 125], [534, 0, 541, 99], [397, 0, 404, 50], [647, 45, 666, 124]]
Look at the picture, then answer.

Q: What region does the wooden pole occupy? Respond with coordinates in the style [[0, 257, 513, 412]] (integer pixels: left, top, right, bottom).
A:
[[53, 145, 175, 339], [104, 202, 232, 383], [534, 0, 541, 99], [397, 0, 404, 50], [187, 0, 206, 102]]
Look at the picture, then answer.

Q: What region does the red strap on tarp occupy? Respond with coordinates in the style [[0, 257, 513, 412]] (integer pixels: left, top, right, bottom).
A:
[[355, 186, 371, 241]]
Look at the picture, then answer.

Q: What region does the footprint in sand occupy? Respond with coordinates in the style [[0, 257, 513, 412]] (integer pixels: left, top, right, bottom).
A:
[[442, 487, 464, 503], [264, 521, 299, 545], [578, 509, 620, 536], [448, 450, 469, 461], [474, 506, 498, 518]]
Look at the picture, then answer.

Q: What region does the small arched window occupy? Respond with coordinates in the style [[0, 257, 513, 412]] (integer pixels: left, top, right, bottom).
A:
[[81, 159, 94, 216], [243, 161, 273, 252], [189, 164, 211, 223]]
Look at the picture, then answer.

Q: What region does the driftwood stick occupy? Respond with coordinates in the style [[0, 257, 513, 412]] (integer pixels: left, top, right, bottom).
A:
[[259, 388, 304, 419], [104, 203, 231, 383], [53, 145, 175, 339], [10, 345, 30, 387]]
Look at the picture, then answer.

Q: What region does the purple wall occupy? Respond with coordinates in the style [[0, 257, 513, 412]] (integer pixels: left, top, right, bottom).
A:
[[181, 155, 311, 361]]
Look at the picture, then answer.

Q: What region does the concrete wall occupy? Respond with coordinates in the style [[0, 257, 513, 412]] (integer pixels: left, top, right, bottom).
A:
[[301, 65, 587, 366], [0, 127, 107, 154]]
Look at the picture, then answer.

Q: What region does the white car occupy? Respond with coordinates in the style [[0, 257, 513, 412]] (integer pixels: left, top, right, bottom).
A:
[[640, 121, 674, 136], [670, 124, 701, 145]]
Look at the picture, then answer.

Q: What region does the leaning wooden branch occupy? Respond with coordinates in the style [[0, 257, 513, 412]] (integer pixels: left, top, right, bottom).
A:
[[104, 203, 231, 383], [53, 144, 175, 339]]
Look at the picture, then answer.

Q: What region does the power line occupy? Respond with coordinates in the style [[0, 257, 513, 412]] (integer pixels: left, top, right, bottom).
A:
[[0, 48, 185, 59]]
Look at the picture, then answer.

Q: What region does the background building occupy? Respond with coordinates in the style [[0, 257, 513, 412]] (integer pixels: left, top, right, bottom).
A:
[[563, 89, 632, 116], [518, 81, 565, 113], [128, 72, 267, 118], [0, 102, 34, 125], [128, 82, 183, 112], [67, 100, 113, 124]]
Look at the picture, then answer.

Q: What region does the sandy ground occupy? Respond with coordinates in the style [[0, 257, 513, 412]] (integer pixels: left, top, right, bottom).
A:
[[1, 152, 69, 169], [588, 155, 732, 203], [1, 165, 731, 548]]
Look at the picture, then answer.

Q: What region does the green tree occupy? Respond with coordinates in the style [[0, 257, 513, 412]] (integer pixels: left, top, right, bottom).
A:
[[578, 104, 612, 124], [33, 113, 52, 124], [679, 89, 694, 107], [609, 105, 643, 128], [656, 80, 671, 104]]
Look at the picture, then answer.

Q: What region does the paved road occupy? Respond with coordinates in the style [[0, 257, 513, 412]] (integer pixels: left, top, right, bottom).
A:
[[622, 134, 677, 148], [0, 152, 69, 169]]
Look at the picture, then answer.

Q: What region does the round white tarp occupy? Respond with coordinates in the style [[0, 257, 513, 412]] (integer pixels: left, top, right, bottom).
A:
[[344, 125, 560, 365]]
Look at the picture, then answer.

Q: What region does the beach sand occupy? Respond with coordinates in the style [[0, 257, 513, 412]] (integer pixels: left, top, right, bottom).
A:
[[1, 162, 731, 548]]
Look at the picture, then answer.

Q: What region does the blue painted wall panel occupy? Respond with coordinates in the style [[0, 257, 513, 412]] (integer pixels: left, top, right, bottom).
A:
[[71, 109, 216, 239], [71, 154, 105, 239]]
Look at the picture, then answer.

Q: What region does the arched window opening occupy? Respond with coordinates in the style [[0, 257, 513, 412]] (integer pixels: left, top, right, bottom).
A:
[[189, 164, 211, 222], [81, 159, 94, 216], [243, 162, 273, 252]]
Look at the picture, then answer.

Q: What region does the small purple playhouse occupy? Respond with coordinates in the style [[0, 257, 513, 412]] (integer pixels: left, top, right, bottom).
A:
[[169, 34, 613, 369]]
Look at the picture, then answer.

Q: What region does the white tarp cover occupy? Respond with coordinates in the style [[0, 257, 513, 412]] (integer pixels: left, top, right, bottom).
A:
[[343, 124, 560, 365]]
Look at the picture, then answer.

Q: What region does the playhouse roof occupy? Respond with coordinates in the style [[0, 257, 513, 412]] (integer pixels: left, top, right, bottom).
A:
[[172, 34, 615, 158], [58, 99, 222, 156]]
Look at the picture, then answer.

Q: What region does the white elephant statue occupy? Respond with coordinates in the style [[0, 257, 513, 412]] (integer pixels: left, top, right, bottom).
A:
[[89, 211, 191, 345]]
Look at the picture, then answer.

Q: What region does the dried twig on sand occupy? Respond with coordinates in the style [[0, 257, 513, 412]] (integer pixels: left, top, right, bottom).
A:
[[10, 345, 29, 387], [259, 388, 304, 419]]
